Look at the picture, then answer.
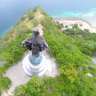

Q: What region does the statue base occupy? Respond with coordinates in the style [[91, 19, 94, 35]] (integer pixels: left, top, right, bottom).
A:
[[23, 53, 52, 76]]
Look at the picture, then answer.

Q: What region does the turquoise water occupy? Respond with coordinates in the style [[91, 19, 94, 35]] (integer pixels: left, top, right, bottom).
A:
[[52, 8, 96, 26], [0, 0, 96, 36]]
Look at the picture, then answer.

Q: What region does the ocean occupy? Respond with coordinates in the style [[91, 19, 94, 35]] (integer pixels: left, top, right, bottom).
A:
[[0, 0, 96, 36]]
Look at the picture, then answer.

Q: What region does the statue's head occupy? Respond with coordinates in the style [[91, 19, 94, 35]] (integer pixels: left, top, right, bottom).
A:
[[33, 28, 39, 37]]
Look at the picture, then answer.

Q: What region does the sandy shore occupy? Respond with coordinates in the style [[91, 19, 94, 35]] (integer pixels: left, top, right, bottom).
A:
[[54, 18, 96, 33]]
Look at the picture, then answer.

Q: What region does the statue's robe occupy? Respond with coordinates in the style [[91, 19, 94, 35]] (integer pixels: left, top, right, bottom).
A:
[[22, 32, 48, 55]]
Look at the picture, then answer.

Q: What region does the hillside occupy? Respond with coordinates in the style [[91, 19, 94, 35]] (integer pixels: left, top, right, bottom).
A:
[[1, 6, 96, 96], [0, 6, 44, 95]]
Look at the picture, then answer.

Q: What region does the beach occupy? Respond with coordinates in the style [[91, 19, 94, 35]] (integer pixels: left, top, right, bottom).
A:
[[54, 18, 96, 33]]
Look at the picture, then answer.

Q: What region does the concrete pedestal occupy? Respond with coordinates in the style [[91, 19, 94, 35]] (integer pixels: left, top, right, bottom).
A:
[[23, 53, 52, 76]]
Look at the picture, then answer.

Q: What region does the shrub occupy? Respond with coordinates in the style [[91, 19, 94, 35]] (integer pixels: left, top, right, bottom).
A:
[[65, 25, 68, 28], [32, 19, 39, 27], [0, 77, 11, 90], [72, 24, 78, 29], [56, 22, 64, 29], [27, 9, 34, 20]]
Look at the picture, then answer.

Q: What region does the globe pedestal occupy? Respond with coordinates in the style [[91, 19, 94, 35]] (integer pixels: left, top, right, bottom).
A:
[[23, 53, 52, 76]]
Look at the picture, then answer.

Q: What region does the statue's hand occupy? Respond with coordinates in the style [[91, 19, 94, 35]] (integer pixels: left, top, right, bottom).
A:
[[19, 43, 24, 46], [46, 47, 50, 52]]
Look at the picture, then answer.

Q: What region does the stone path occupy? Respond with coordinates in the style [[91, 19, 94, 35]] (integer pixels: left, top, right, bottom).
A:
[[91, 55, 96, 64], [84, 56, 96, 77], [2, 51, 30, 96], [2, 50, 58, 96]]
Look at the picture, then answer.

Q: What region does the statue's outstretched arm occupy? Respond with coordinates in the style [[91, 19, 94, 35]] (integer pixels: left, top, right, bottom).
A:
[[19, 34, 32, 46], [43, 39, 50, 51], [44, 40, 48, 48]]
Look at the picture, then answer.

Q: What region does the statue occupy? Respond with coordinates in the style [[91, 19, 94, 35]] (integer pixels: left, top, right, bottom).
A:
[[20, 28, 49, 52], [20, 28, 50, 76]]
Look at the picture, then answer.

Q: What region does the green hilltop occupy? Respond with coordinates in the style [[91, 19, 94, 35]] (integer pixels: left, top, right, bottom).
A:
[[1, 6, 96, 96]]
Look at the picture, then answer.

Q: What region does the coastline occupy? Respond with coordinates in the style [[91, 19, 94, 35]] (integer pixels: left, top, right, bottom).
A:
[[0, 23, 15, 37], [1, 17, 96, 38], [53, 17, 93, 27], [0, 27, 11, 37], [53, 17, 96, 33]]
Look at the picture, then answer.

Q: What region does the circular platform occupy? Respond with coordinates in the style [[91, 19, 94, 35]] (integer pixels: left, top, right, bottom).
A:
[[23, 53, 52, 76]]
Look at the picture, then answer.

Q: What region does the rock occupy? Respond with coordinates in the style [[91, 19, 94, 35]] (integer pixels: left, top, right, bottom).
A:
[[77, 67, 83, 71], [85, 73, 93, 77], [88, 64, 95, 68], [0, 61, 7, 67]]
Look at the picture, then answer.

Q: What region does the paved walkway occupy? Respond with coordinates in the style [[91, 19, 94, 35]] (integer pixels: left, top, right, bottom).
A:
[[2, 51, 58, 96]]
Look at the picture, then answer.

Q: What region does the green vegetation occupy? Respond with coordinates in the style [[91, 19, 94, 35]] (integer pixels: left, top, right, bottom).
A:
[[63, 25, 96, 56], [65, 25, 68, 28], [32, 18, 39, 27], [1, 6, 96, 96], [14, 7, 96, 96], [72, 24, 78, 29], [56, 22, 64, 29], [0, 77, 11, 89]]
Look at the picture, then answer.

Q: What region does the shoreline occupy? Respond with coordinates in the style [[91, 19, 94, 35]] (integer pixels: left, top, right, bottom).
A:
[[53, 17, 93, 27], [53, 17, 96, 33], [0, 23, 15, 37]]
